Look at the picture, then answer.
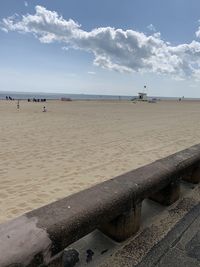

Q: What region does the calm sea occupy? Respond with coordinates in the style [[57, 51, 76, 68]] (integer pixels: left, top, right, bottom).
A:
[[0, 91, 133, 100], [0, 91, 199, 101]]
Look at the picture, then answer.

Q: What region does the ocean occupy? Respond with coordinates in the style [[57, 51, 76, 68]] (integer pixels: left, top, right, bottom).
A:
[[0, 91, 198, 101], [0, 91, 133, 100]]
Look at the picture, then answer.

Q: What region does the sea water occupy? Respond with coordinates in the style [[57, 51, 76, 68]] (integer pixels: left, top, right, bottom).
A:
[[0, 91, 199, 101], [0, 91, 133, 100]]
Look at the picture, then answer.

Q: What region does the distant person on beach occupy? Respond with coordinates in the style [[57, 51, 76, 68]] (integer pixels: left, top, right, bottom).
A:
[[17, 100, 20, 110], [43, 106, 47, 112]]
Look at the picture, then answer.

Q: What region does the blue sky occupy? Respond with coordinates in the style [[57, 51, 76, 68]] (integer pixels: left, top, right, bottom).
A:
[[1, 0, 200, 97]]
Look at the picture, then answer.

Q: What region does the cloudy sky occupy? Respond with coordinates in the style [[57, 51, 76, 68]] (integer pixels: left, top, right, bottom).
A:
[[1, 0, 200, 97]]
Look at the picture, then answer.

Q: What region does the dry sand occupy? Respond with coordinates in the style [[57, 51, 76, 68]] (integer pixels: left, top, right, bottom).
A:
[[0, 99, 200, 223]]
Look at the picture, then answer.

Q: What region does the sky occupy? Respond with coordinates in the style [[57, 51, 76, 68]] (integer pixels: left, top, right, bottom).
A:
[[1, 1, 200, 97]]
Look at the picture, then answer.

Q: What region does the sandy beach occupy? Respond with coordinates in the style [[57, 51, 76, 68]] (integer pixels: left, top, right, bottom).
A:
[[0, 99, 200, 223]]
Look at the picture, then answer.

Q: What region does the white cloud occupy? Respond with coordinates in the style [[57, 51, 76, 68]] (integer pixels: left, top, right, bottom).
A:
[[62, 46, 69, 51], [2, 5, 200, 80], [88, 71, 96, 75], [24, 1, 28, 7], [147, 24, 156, 32]]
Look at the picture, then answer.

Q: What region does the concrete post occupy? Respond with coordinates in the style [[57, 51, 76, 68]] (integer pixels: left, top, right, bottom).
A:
[[100, 203, 142, 242], [149, 180, 180, 206]]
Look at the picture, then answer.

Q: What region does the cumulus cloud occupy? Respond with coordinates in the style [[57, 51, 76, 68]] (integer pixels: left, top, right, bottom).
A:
[[2, 5, 200, 79]]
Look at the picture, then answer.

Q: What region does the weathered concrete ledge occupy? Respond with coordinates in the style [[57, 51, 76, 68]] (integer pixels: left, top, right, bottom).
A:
[[99, 185, 200, 267], [0, 144, 200, 266]]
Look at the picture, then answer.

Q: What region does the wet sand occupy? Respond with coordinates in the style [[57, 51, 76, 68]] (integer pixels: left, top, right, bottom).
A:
[[0, 99, 200, 223]]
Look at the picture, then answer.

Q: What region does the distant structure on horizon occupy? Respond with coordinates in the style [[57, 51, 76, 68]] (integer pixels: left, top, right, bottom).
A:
[[138, 92, 147, 101], [61, 97, 72, 101]]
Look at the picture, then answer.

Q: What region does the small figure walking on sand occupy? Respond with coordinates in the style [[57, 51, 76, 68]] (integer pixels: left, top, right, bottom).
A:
[[17, 100, 20, 110], [43, 106, 47, 112]]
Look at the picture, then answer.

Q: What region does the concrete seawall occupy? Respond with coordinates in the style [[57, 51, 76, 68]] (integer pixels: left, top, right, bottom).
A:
[[0, 144, 200, 267]]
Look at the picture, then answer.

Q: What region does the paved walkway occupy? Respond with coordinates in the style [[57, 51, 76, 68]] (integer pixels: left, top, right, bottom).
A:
[[137, 202, 200, 267], [99, 190, 200, 267], [61, 185, 199, 267]]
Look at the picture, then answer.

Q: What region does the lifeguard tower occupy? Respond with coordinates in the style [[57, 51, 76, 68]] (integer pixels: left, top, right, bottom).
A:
[[138, 92, 147, 101]]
